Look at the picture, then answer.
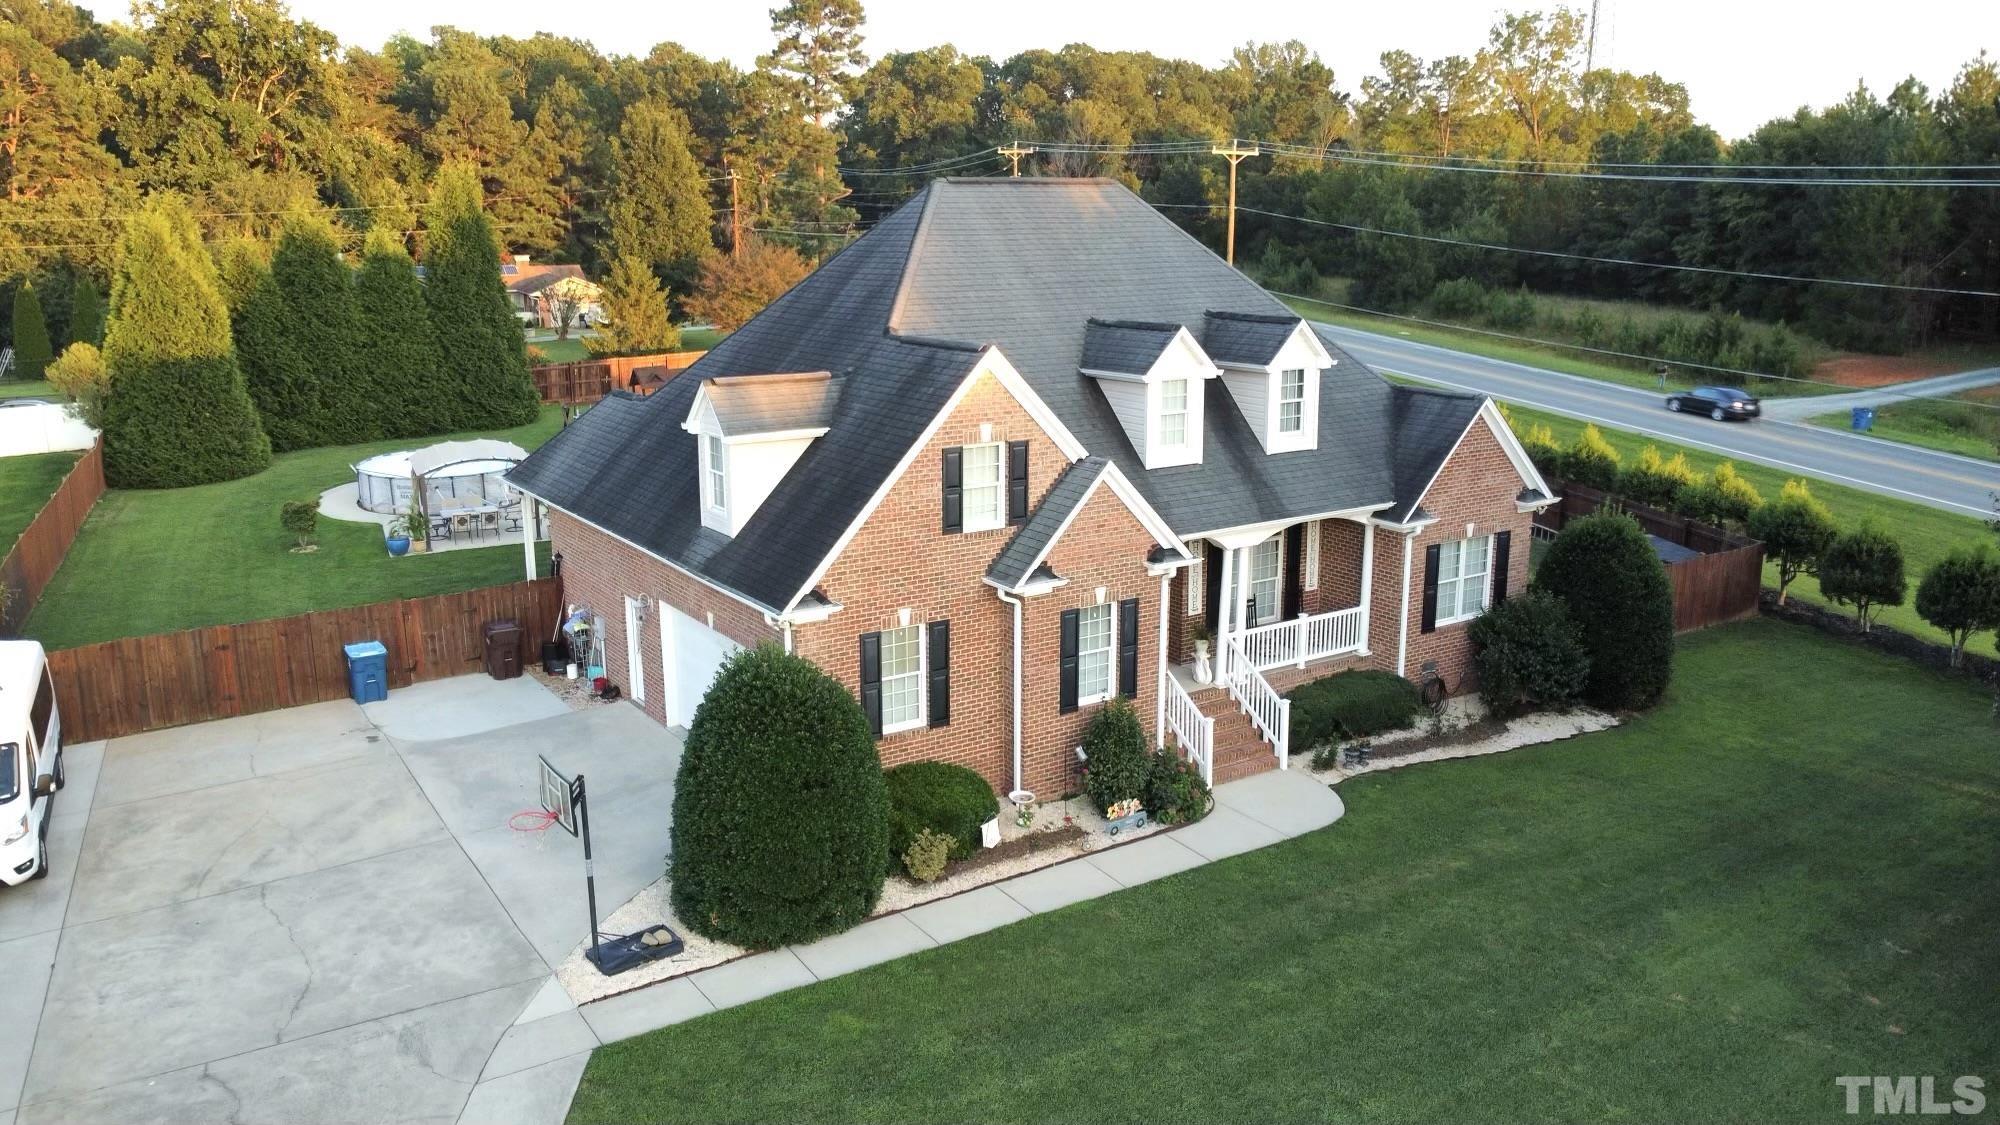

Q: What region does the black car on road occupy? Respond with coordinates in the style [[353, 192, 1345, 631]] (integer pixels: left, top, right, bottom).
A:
[[1666, 386, 1761, 421]]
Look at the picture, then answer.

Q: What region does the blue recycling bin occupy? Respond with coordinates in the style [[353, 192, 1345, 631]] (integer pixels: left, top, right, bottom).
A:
[[343, 640, 389, 704], [1850, 406, 1876, 432]]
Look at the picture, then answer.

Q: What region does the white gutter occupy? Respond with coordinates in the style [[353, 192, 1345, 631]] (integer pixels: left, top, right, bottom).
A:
[[995, 587, 1030, 803], [760, 612, 794, 654]]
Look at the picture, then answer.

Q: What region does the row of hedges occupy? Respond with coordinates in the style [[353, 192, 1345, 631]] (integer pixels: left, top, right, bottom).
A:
[[1515, 416, 1767, 528]]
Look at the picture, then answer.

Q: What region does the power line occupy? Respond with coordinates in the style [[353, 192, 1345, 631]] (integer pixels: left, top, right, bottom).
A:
[[1272, 289, 2000, 410], [1148, 202, 2000, 298], [834, 150, 1003, 176], [1280, 145, 2000, 175]]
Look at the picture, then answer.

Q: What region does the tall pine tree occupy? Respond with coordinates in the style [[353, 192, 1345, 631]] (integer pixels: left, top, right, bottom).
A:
[[586, 255, 679, 357], [354, 228, 448, 438], [269, 217, 375, 444], [421, 163, 541, 430], [606, 100, 714, 295], [101, 197, 271, 488], [10, 281, 52, 381], [68, 273, 103, 349], [232, 255, 317, 450]]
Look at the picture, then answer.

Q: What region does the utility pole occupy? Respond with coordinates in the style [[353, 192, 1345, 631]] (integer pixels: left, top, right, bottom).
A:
[[1211, 139, 1260, 267], [726, 164, 742, 258], [1585, 0, 1601, 71], [997, 141, 1036, 177]]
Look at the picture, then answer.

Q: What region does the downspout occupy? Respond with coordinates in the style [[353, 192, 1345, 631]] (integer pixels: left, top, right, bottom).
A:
[[1154, 571, 1169, 749], [760, 612, 794, 654], [1395, 531, 1413, 677], [995, 587, 1028, 802]]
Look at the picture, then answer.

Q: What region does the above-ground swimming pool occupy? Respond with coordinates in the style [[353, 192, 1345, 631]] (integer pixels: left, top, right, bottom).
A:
[[352, 439, 529, 515]]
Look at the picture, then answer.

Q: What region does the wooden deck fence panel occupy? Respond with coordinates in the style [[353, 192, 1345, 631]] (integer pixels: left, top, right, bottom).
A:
[[530, 350, 707, 405], [1531, 478, 1765, 634], [0, 440, 106, 633], [46, 578, 564, 744]]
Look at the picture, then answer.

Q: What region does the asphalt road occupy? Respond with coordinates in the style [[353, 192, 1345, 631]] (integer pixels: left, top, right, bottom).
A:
[[1317, 322, 2000, 520]]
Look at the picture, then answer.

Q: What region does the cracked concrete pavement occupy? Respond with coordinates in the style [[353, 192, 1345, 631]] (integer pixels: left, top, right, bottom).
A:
[[0, 675, 680, 1125]]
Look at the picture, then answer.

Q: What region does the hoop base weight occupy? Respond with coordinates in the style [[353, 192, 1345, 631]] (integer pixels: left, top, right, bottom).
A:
[[585, 925, 686, 975]]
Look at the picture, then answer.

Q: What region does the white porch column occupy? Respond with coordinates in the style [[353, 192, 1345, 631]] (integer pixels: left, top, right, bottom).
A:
[[1216, 546, 1236, 680], [521, 496, 538, 580], [1358, 519, 1375, 655], [1232, 545, 1251, 675], [1154, 571, 1169, 749]]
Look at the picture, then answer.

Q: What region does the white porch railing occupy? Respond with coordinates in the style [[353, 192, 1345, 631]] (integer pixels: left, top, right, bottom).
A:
[[1222, 637, 1290, 768], [1236, 605, 1366, 672], [1163, 673, 1215, 786]]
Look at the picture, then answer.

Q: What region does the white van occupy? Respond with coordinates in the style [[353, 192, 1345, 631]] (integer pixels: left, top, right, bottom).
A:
[[0, 641, 63, 886]]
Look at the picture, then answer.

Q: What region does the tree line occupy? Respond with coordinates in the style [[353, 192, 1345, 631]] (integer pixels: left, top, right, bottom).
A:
[[3, 0, 1995, 364]]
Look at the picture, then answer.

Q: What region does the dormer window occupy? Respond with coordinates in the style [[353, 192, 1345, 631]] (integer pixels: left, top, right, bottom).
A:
[[1278, 369, 1306, 433], [703, 434, 727, 512], [1159, 379, 1189, 448]]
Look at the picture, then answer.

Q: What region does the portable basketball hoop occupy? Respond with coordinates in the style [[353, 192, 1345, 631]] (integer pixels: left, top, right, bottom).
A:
[[512, 755, 682, 976]]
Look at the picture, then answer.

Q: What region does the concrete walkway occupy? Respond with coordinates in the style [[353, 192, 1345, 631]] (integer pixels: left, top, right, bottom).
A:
[[462, 768, 1346, 1125], [1728, 366, 2000, 420]]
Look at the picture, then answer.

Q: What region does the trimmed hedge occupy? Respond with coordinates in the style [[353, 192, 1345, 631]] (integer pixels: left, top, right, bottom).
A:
[[1287, 669, 1422, 748], [885, 761, 998, 873], [1533, 512, 1675, 710], [669, 646, 888, 949], [1468, 592, 1590, 717]]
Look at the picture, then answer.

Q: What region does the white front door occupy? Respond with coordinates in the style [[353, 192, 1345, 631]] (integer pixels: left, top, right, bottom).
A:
[[662, 608, 741, 728], [624, 596, 647, 704]]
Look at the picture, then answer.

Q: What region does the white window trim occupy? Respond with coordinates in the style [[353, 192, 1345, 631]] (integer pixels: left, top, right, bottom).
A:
[[702, 434, 727, 515], [1248, 537, 1281, 626], [1186, 552, 1205, 617], [1277, 368, 1306, 434], [1303, 520, 1320, 592], [1158, 378, 1189, 449], [880, 624, 927, 735], [1434, 535, 1493, 628], [1077, 602, 1115, 707], [961, 441, 1005, 533]]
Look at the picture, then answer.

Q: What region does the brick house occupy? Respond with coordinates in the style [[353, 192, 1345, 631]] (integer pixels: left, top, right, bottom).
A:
[[507, 178, 1553, 801]]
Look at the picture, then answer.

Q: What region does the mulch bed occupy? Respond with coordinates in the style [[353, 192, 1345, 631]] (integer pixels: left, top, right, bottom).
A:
[[949, 824, 1088, 878]]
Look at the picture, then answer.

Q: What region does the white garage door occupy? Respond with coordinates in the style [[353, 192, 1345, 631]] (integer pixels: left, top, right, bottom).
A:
[[662, 607, 741, 728]]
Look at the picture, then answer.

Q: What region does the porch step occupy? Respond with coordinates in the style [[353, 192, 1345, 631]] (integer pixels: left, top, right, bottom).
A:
[[1202, 694, 1281, 786]]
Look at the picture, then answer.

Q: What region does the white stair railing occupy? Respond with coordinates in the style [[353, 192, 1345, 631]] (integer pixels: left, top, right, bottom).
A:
[[1221, 636, 1290, 768], [1163, 673, 1214, 785]]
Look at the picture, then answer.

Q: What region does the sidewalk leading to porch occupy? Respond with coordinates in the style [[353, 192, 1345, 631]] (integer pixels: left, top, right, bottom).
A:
[[482, 770, 1347, 1124]]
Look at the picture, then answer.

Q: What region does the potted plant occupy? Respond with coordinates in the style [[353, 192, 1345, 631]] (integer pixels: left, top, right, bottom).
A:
[[1190, 622, 1213, 684], [386, 511, 427, 557]]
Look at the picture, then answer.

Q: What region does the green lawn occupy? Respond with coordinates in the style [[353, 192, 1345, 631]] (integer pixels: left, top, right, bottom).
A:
[[0, 450, 82, 554], [1278, 295, 1844, 400], [570, 619, 2000, 1124], [23, 408, 562, 649], [0, 380, 56, 399], [527, 327, 725, 366], [1808, 397, 2000, 463], [1496, 400, 1998, 659]]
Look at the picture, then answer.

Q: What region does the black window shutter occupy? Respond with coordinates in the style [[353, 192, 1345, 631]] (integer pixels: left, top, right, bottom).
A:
[[927, 620, 951, 727], [1203, 541, 1223, 635], [1117, 598, 1140, 698], [1058, 608, 1080, 713], [1491, 531, 1512, 608], [941, 446, 963, 533], [1420, 543, 1441, 634], [1282, 525, 1304, 618], [1007, 440, 1030, 524], [859, 632, 883, 736]]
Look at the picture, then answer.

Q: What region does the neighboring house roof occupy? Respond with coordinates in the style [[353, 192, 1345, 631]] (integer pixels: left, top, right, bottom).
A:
[[1080, 320, 1181, 376], [699, 372, 839, 436], [985, 456, 1111, 588], [507, 263, 591, 296], [1200, 310, 1298, 367], [509, 177, 1492, 615]]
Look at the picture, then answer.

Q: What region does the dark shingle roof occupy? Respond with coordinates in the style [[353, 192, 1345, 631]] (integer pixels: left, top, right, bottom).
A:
[[1201, 310, 1298, 367], [701, 372, 839, 435], [985, 457, 1110, 588], [1383, 385, 1485, 523], [510, 178, 1488, 613], [1080, 320, 1181, 375]]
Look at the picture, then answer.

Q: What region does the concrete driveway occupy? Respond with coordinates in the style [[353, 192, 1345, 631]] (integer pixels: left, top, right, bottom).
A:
[[0, 676, 679, 1125]]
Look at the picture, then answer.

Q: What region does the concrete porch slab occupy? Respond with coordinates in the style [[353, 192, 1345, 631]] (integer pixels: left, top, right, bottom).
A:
[[1213, 769, 1346, 837], [899, 884, 1033, 945], [789, 913, 936, 980], [995, 856, 1124, 914], [1084, 835, 1207, 888], [362, 674, 569, 743]]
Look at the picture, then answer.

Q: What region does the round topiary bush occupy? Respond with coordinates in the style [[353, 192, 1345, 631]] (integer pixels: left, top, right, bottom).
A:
[[1532, 512, 1675, 711], [669, 645, 888, 949], [1081, 698, 1149, 815], [1467, 591, 1590, 717], [884, 761, 999, 873]]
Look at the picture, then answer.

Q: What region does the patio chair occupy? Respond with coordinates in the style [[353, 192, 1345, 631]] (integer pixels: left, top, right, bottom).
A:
[[450, 513, 474, 542], [428, 513, 452, 541], [478, 510, 501, 540]]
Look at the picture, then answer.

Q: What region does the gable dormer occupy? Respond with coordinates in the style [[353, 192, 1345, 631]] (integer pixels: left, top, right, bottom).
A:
[[1202, 312, 1335, 455], [1078, 320, 1220, 469], [681, 372, 837, 536]]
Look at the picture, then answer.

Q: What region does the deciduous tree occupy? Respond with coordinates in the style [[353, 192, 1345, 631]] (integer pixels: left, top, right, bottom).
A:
[[682, 237, 810, 332], [1818, 523, 1906, 633], [1915, 545, 2000, 665], [1748, 479, 1839, 605]]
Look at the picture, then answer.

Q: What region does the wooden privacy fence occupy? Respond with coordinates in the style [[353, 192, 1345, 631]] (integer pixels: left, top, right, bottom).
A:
[[47, 577, 564, 744], [1, 440, 105, 633], [1532, 479, 1765, 633], [531, 350, 706, 404]]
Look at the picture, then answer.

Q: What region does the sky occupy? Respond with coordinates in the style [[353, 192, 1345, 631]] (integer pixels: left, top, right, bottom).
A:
[[127, 0, 1997, 141]]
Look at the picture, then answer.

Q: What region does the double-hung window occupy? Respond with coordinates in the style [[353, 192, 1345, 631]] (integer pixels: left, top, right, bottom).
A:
[[961, 442, 1004, 532], [1077, 603, 1114, 705], [1278, 369, 1306, 433], [1158, 378, 1189, 448], [703, 434, 727, 513], [880, 625, 925, 733], [1248, 537, 1281, 625], [1435, 536, 1492, 626]]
